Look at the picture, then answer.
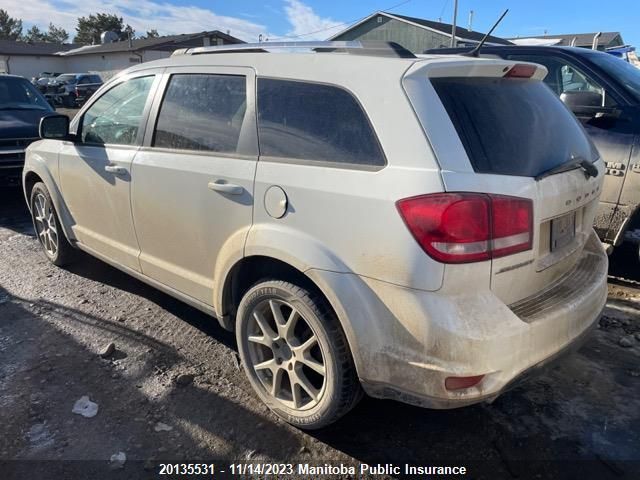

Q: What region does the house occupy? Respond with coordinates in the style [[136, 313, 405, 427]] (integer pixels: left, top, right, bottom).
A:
[[0, 30, 245, 81], [509, 32, 624, 51], [329, 11, 512, 54], [0, 41, 79, 79]]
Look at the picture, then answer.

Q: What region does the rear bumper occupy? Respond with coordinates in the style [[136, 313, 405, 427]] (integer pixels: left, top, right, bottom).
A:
[[309, 231, 608, 409]]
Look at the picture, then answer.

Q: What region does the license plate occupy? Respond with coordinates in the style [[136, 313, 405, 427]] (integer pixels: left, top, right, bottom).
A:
[[550, 212, 576, 251]]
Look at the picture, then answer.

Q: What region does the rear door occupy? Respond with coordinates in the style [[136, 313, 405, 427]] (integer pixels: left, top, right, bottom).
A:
[[505, 52, 635, 242], [131, 66, 258, 305], [405, 61, 604, 305]]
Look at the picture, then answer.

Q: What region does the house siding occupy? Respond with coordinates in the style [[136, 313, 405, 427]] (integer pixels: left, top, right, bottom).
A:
[[1, 50, 170, 81], [332, 16, 452, 53], [64, 50, 170, 80], [0, 55, 66, 78]]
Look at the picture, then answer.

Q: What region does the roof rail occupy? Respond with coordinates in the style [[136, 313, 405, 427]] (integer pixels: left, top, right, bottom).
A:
[[172, 41, 416, 58]]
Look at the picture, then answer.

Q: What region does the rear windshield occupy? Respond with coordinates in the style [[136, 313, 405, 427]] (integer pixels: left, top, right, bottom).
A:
[[431, 77, 597, 177]]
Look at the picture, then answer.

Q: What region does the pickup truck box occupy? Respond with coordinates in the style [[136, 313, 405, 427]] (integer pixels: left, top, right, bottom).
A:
[[426, 46, 640, 258]]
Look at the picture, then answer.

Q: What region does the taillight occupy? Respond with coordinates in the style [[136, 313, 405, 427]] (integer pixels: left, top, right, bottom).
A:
[[504, 63, 537, 78], [396, 193, 533, 264]]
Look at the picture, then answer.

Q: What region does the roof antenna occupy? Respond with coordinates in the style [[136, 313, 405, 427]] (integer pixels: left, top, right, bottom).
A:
[[464, 9, 509, 57]]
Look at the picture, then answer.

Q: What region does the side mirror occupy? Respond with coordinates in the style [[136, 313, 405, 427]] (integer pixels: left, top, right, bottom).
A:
[[560, 90, 603, 109], [39, 114, 70, 140]]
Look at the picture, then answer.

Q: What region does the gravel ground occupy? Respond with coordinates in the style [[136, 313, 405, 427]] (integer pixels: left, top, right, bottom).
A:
[[1, 182, 640, 479]]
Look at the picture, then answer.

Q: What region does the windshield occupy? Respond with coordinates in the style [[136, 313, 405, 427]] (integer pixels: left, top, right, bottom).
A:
[[0, 77, 52, 111], [431, 76, 597, 177], [55, 75, 78, 84], [584, 50, 640, 102]]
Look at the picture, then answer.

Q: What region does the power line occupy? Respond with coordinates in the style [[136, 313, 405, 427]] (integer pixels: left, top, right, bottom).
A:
[[267, 0, 413, 41]]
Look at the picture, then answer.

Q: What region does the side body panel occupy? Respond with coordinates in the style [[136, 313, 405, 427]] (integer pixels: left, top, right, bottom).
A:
[[247, 64, 446, 293], [611, 133, 640, 243]]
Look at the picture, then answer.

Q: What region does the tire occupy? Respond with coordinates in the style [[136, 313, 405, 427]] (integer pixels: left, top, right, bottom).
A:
[[236, 280, 362, 429], [30, 182, 76, 266]]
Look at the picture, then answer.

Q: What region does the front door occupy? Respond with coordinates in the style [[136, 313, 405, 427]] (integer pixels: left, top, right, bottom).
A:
[[130, 67, 258, 305], [59, 73, 160, 270]]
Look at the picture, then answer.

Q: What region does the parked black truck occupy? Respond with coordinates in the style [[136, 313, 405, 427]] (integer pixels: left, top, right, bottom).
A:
[[44, 73, 103, 108], [427, 45, 640, 258]]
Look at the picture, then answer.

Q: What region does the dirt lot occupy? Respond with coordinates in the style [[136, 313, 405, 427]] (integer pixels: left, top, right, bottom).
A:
[[1, 180, 640, 479]]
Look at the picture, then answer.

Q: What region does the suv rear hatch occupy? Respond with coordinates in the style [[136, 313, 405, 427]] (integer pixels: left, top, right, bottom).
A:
[[402, 58, 604, 305]]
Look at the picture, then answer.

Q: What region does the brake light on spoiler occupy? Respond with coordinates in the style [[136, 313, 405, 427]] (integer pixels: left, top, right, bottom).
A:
[[397, 193, 533, 264], [504, 63, 537, 78]]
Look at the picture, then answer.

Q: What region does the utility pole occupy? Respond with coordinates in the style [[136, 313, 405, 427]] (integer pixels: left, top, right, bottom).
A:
[[450, 0, 458, 47], [468, 10, 474, 31]]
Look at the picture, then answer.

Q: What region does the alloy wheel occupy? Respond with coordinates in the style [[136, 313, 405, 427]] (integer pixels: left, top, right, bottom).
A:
[[246, 299, 327, 410], [33, 193, 58, 258]]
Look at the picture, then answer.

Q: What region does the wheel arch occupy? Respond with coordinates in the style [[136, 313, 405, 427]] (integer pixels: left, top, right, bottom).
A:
[[219, 255, 327, 329], [22, 166, 77, 244], [611, 203, 640, 246], [217, 254, 365, 376]]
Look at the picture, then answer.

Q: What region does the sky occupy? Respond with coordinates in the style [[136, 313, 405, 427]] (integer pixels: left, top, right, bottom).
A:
[[4, 0, 639, 48]]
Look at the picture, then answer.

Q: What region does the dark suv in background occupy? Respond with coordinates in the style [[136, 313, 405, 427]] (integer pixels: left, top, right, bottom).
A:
[[427, 46, 640, 257], [0, 75, 54, 185]]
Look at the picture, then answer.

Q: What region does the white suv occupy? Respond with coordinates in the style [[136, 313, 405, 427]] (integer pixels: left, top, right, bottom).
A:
[[24, 41, 608, 429]]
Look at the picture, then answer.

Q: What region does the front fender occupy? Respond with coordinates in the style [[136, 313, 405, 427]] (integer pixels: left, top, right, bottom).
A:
[[23, 147, 77, 244]]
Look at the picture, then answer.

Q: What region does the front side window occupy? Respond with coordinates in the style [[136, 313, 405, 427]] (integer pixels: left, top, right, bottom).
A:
[[257, 79, 385, 166], [81, 76, 154, 146], [506, 54, 615, 109], [585, 49, 640, 102], [56, 74, 78, 85], [153, 74, 247, 154]]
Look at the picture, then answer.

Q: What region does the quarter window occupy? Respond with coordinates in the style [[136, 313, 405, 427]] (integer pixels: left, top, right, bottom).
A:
[[153, 74, 247, 154], [81, 76, 154, 146], [257, 79, 385, 166]]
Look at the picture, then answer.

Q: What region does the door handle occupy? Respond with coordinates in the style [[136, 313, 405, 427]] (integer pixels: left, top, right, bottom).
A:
[[208, 181, 244, 195], [104, 165, 127, 175]]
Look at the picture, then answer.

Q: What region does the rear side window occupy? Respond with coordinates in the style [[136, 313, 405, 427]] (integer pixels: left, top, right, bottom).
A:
[[153, 74, 247, 154], [431, 77, 596, 177], [257, 79, 385, 166]]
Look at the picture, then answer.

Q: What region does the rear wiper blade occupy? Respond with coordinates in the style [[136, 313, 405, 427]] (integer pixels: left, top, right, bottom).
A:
[[535, 157, 598, 181]]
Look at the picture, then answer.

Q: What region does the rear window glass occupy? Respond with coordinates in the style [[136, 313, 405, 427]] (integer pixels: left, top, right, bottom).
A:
[[257, 78, 385, 166], [431, 77, 597, 177]]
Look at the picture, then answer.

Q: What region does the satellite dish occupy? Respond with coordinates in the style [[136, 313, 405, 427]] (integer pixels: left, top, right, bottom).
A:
[[101, 31, 119, 44]]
